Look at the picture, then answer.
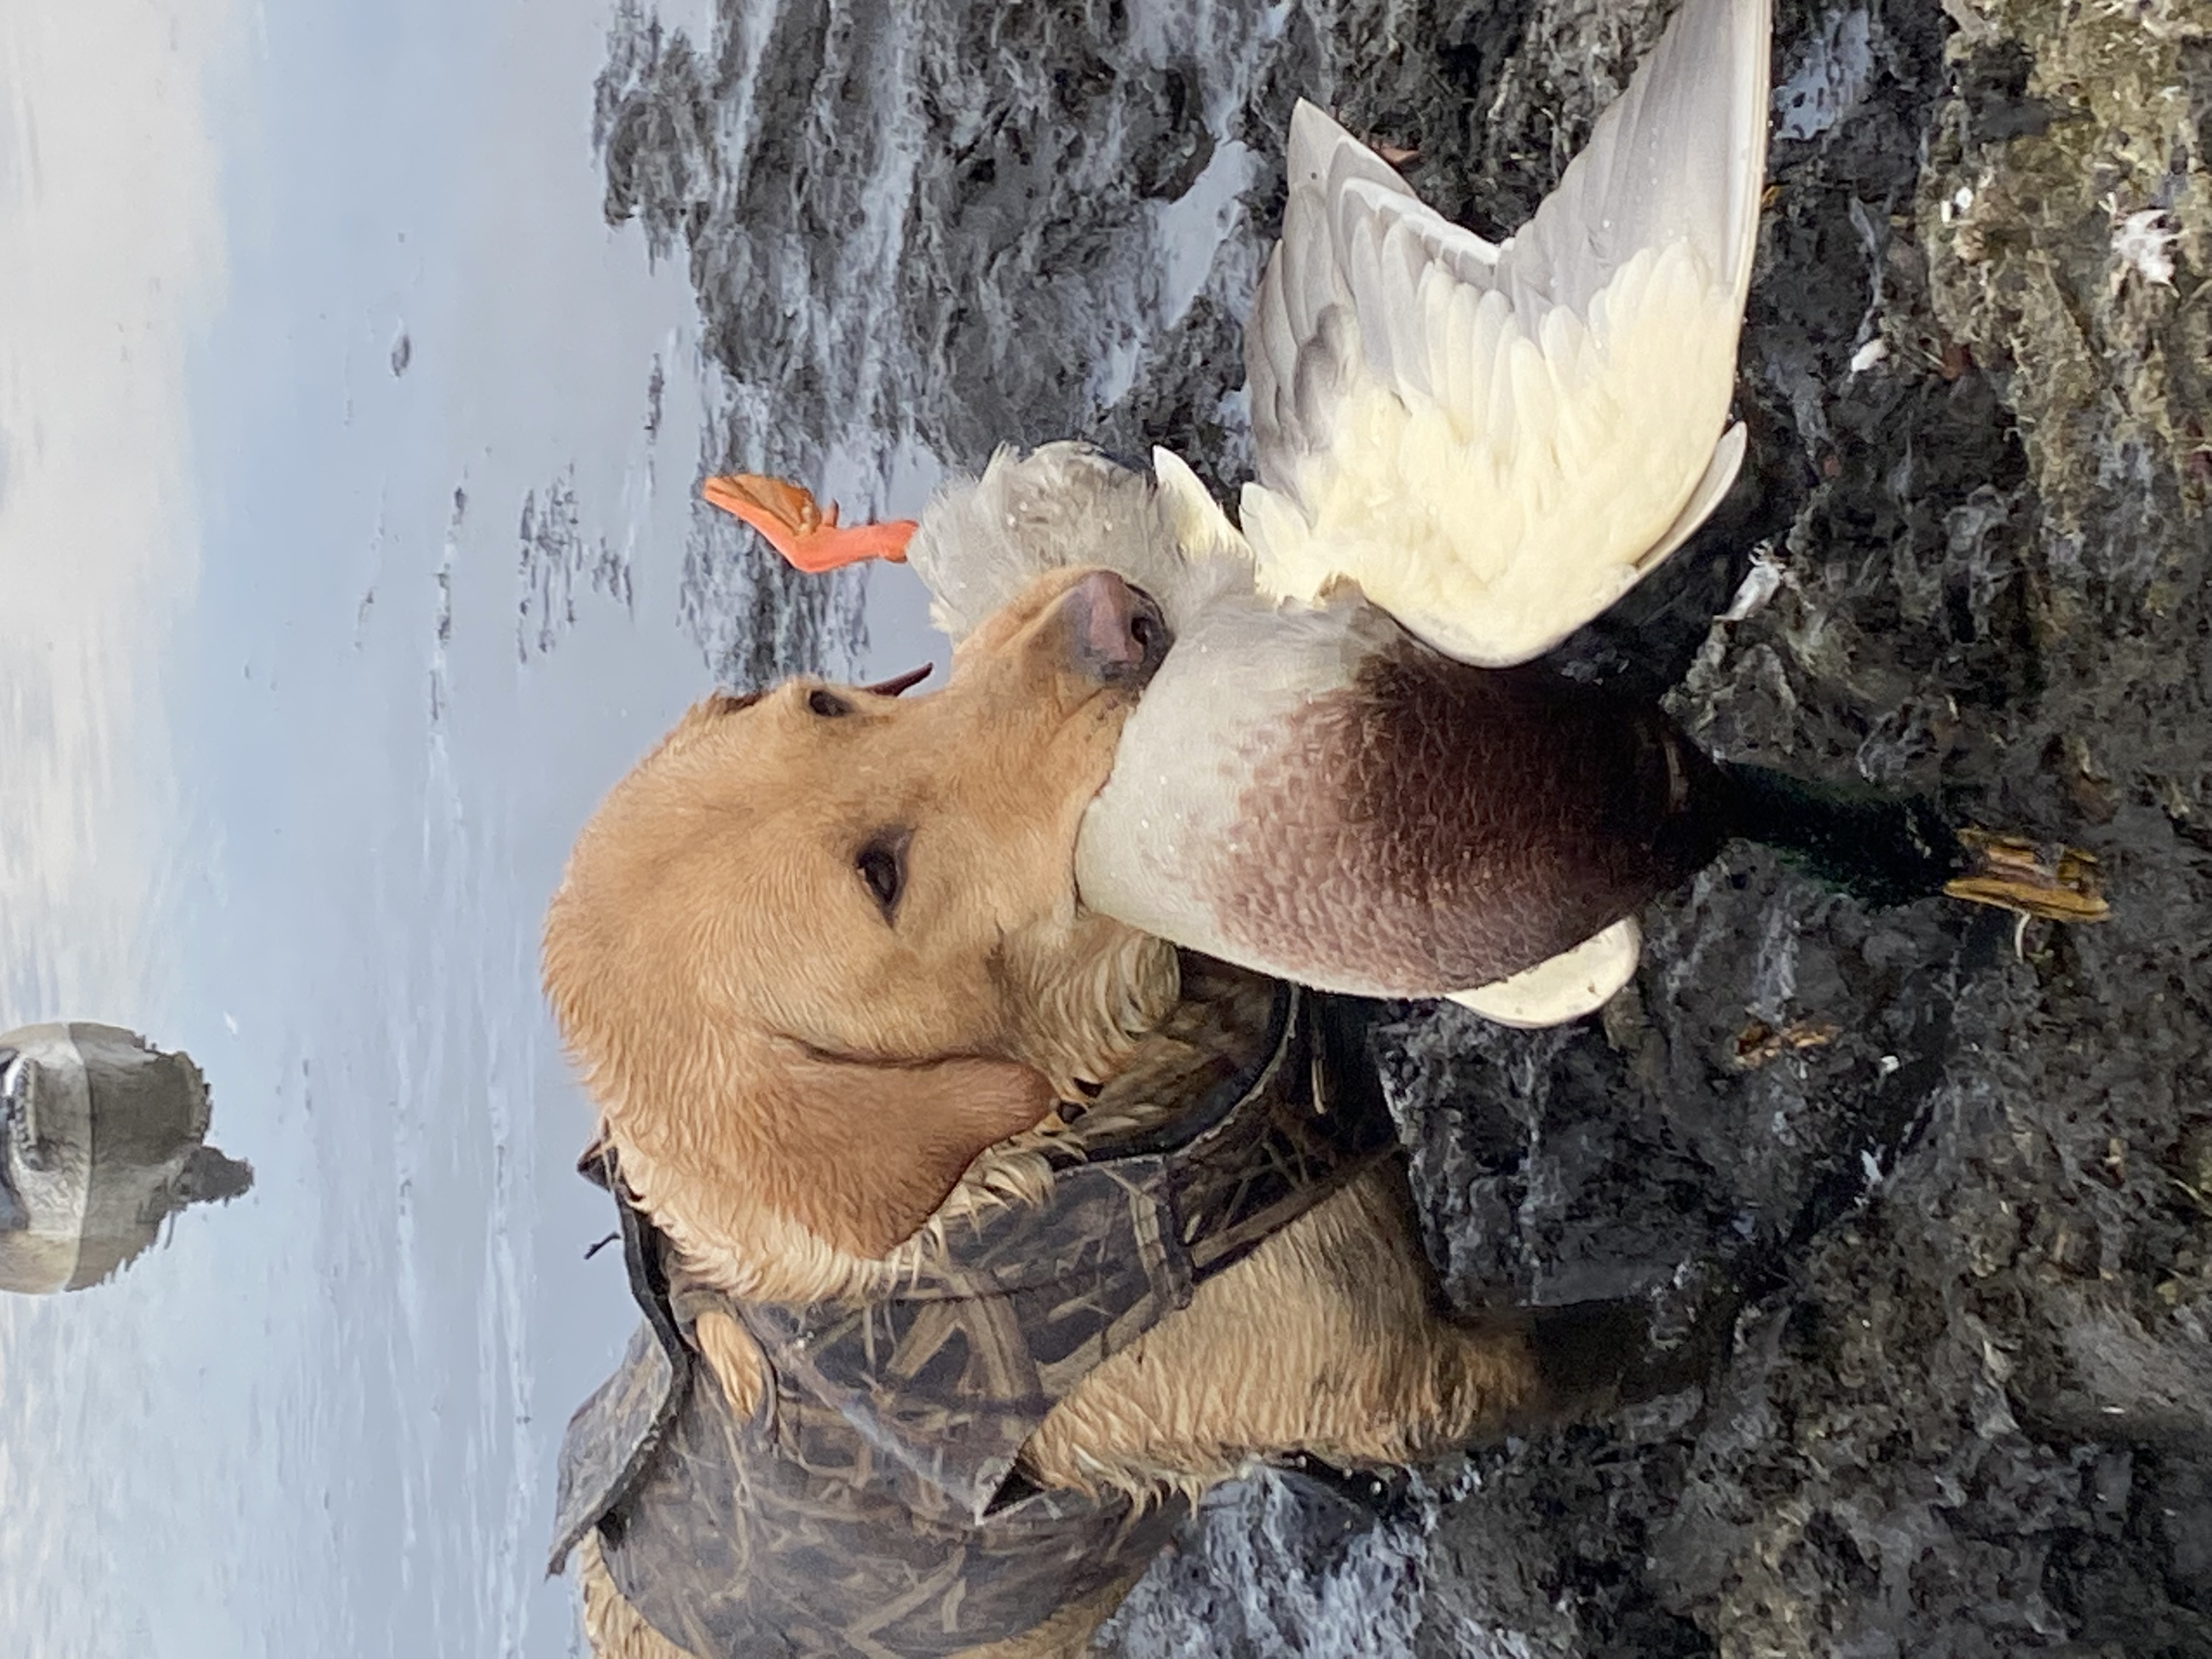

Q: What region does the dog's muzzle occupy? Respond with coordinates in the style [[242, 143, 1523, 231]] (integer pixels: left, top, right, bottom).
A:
[[1061, 571, 1172, 690]]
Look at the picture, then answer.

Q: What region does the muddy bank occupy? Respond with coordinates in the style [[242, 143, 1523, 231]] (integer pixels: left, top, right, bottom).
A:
[[593, 0, 2212, 1651]]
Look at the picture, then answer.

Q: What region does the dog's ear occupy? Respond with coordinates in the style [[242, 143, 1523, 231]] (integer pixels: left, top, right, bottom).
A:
[[759, 1048, 1058, 1260]]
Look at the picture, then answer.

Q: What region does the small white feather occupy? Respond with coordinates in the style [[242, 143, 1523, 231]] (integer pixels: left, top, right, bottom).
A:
[[1150, 448, 1250, 564]]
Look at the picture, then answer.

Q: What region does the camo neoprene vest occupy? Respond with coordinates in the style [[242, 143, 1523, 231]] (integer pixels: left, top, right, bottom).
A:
[[549, 965, 1396, 1659]]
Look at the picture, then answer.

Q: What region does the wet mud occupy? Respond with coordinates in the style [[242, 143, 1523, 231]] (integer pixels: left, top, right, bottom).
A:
[[594, 0, 2212, 1651]]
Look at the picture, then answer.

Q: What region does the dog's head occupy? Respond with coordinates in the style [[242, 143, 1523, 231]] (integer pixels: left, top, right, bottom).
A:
[[544, 567, 1178, 1288]]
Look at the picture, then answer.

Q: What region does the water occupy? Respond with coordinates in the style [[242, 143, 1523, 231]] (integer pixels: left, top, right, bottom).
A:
[[0, 1, 913, 1654]]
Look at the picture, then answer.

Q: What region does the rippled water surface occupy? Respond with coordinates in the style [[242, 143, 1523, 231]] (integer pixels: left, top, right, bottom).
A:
[[0, 2, 902, 1653]]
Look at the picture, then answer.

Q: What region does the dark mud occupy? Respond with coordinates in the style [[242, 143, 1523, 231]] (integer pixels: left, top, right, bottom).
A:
[[593, 0, 2212, 1651]]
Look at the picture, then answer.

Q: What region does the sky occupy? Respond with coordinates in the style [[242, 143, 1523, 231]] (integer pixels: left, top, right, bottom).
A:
[[0, 2, 941, 1653]]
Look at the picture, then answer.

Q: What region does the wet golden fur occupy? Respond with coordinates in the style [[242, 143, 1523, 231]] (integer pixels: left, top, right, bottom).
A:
[[547, 568, 1587, 1659], [545, 569, 1180, 1302]]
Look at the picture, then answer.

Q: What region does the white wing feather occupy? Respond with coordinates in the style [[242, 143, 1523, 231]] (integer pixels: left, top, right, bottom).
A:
[[1241, 0, 1771, 668], [1447, 918, 1641, 1027]]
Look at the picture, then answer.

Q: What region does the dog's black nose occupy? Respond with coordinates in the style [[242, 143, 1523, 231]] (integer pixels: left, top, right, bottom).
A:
[[1063, 572, 1174, 689]]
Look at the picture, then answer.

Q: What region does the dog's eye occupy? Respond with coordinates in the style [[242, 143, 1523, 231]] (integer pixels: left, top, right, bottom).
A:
[[855, 839, 905, 917], [808, 689, 851, 719]]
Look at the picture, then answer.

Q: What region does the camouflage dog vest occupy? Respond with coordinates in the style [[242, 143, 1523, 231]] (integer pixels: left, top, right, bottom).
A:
[[549, 966, 1396, 1659]]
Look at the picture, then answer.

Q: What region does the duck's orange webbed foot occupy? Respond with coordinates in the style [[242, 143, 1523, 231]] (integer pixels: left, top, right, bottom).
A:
[[1943, 829, 2111, 927], [701, 473, 916, 573]]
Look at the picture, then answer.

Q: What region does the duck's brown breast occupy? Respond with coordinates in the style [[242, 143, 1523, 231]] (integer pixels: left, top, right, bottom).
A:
[[1209, 639, 1727, 996]]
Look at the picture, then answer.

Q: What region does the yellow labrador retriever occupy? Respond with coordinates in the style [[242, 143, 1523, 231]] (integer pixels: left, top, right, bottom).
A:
[[545, 566, 1703, 1659]]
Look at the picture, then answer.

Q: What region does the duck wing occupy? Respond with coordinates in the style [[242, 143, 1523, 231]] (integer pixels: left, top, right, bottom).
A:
[[1240, 0, 1771, 668]]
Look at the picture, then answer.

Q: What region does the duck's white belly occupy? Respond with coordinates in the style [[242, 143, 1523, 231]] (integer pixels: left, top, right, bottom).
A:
[[1076, 590, 1391, 974]]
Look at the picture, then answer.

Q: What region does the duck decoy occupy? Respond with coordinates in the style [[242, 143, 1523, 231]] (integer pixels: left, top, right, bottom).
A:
[[0, 1024, 253, 1294]]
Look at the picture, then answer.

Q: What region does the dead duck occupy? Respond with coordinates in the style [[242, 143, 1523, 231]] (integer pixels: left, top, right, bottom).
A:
[[704, 0, 2103, 1025]]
